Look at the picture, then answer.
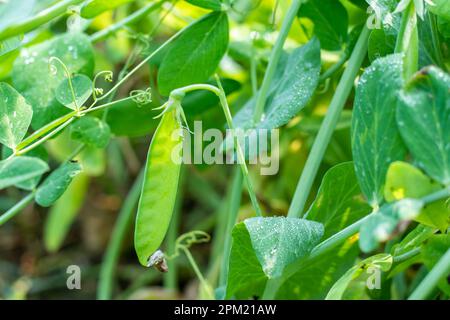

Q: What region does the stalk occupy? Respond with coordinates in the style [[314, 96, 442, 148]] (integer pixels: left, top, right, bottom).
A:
[[97, 171, 144, 300], [218, 169, 243, 288], [90, 1, 165, 43], [394, 1, 419, 80], [288, 26, 370, 218], [253, 0, 302, 123], [173, 83, 263, 217], [0, 193, 35, 226], [0, 0, 85, 41], [408, 249, 450, 300]]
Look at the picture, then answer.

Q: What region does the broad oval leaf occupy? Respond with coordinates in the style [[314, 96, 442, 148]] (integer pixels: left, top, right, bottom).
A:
[[44, 173, 89, 252], [71, 116, 111, 148], [80, 0, 133, 19], [244, 217, 324, 279], [12, 33, 94, 129], [0, 156, 48, 190], [157, 12, 229, 96], [397, 66, 450, 186], [233, 38, 321, 131], [306, 162, 371, 239], [36, 161, 82, 207], [325, 253, 393, 300], [298, 0, 348, 51], [134, 109, 182, 266], [0, 82, 33, 150], [55, 74, 93, 110], [351, 54, 406, 207]]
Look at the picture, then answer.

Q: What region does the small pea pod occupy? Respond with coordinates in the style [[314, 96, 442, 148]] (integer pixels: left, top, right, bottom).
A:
[[134, 108, 183, 266]]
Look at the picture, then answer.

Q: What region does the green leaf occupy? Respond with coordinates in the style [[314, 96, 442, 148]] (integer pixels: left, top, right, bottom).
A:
[[427, 0, 450, 20], [244, 217, 324, 278], [157, 12, 229, 96], [306, 162, 371, 239], [384, 161, 449, 232], [397, 66, 450, 186], [226, 217, 323, 298], [351, 54, 406, 207], [233, 38, 321, 130], [71, 116, 111, 148], [44, 173, 89, 252], [277, 239, 359, 299], [368, 28, 396, 62], [226, 223, 268, 299], [298, 0, 349, 51], [0, 156, 48, 190], [12, 33, 94, 129], [359, 199, 424, 252], [36, 161, 82, 207], [80, 0, 133, 19], [55, 74, 92, 110], [326, 254, 393, 300], [0, 82, 32, 150], [185, 0, 223, 11], [421, 234, 450, 295], [392, 224, 435, 257], [134, 109, 182, 266]]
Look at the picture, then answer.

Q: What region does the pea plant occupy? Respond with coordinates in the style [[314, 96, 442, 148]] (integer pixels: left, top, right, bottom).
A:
[[0, 0, 449, 300]]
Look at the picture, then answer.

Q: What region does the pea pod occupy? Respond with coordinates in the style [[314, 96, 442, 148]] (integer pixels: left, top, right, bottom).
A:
[[134, 108, 183, 266]]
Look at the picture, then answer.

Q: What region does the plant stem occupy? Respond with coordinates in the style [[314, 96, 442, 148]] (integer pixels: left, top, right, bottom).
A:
[[15, 117, 75, 156], [394, 1, 418, 80], [288, 26, 370, 219], [319, 52, 348, 83], [253, 0, 302, 123], [182, 247, 214, 299], [0, 193, 35, 226], [422, 188, 450, 204], [393, 247, 421, 264], [0, 0, 85, 41], [97, 171, 144, 300], [427, 11, 447, 71], [163, 167, 185, 290], [408, 249, 450, 300], [218, 169, 243, 288], [174, 83, 263, 217], [90, 1, 165, 43]]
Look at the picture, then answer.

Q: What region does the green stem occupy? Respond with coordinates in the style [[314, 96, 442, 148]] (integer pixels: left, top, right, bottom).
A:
[[288, 26, 370, 218], [218, 169, 243, 288], [408, 249, 450, 300], [393, 247, 421, 264], [163, 167, 185, 290], [0, 193, 35, 226], [182, 247, 214, 299], [97, 171, 144, 300], [173, 83, 263, 217], [427, 11, 446, 71], [422, 188, 450, 204], [394, 1, 418, 80], [0, 0, 85, 41], [253, 0, 302, 123], [319, 52, 348, 83], [90, 1, 165, 43], [15, 117, 75, 156]]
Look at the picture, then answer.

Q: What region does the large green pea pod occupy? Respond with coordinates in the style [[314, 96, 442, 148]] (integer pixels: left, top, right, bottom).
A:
[[134, 109, 182, 266]]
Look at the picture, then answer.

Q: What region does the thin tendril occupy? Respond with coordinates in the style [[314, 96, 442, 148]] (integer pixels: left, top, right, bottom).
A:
[[92, 70, 114, 101], [48, 56, 79, 111], [166, 231, 211, 260]]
